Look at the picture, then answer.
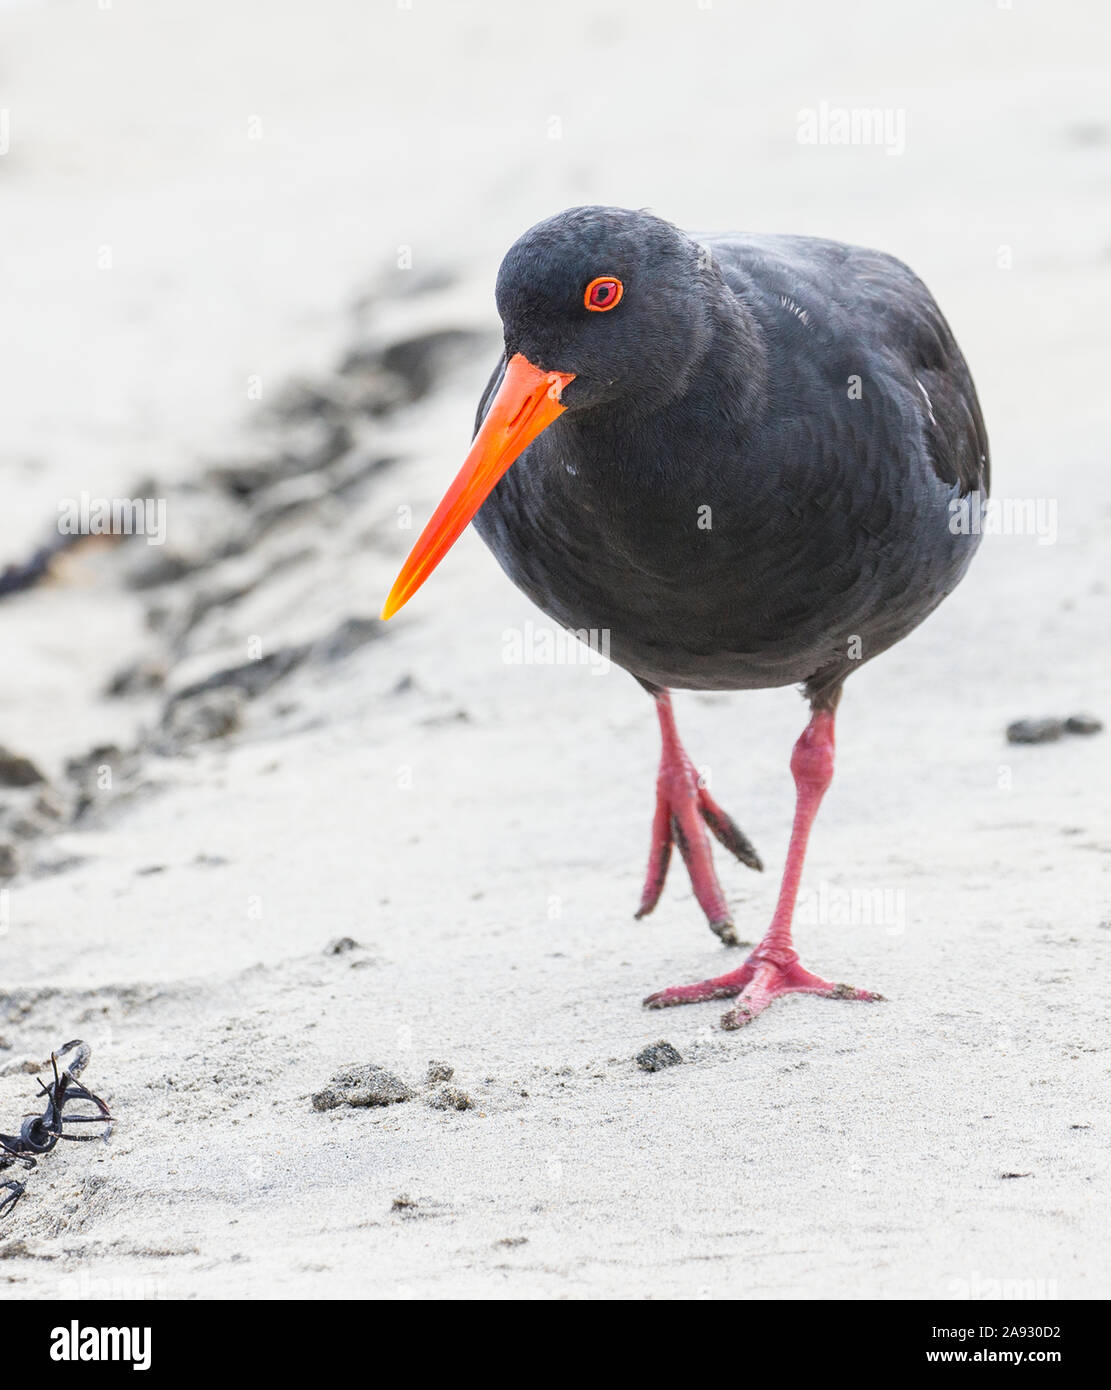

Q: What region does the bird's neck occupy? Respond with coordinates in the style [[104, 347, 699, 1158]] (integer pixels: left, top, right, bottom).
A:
[[561, 278, 770, 490]]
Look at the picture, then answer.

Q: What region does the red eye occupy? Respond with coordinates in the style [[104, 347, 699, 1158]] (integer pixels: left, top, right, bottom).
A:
[[584, 276, 624, 312]]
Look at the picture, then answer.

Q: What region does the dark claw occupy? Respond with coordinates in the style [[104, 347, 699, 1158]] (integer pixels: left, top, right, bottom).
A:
[[698, 800, 763, 872], [709, 918, 741, 947]]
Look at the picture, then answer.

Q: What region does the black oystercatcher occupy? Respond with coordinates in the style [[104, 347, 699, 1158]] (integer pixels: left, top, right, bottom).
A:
[[382, 206, 988, 1029]]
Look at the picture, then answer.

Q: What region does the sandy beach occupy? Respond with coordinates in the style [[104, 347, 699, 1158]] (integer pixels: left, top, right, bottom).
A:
[[1, 0, 1109, 1300]]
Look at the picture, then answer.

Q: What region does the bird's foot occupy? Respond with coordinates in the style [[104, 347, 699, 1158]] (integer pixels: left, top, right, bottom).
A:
[[643, 946, 883, 1029], [635, 749, 761, 946]]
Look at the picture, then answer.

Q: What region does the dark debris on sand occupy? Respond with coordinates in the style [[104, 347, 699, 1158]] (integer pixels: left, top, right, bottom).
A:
[[1007, 714, 1103, 744], [1, 1040, 113, 1220], [0, 748, 47, 789], [1065, 713, 1103, 735], [0, 753, 70, 878], [635, 1041, 684, 1072], [311, 1064, 414, 1111], [323, 936, 361, 956], [425, 1085, 473, 1111]]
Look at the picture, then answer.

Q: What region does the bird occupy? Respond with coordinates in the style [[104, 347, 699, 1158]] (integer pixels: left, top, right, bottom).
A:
[[381, 205, 988, 1030]]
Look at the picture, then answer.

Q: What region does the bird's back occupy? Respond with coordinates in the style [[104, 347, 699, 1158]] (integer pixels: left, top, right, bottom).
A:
[[706, 231, 989, 495]]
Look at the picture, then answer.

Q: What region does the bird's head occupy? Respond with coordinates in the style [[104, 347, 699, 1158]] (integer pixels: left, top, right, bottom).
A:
[[496, 205, 714, 411], [381, 206, 714, 619]]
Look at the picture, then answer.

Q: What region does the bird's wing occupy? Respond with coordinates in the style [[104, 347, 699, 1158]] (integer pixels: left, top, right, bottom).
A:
[[702, 232, 990, 499]]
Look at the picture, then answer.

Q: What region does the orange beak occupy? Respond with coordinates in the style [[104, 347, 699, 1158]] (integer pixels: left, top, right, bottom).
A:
[[380, 353, 575, 620]]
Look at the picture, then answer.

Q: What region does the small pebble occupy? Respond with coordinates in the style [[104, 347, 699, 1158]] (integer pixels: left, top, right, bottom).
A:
[[426, 1085, 473, 1111], [1065, 713, 1103, 736], [162, 687, 244, 745], [311, 1063, 413, 1111], [0, 747, 46, 788], [425, 1060, 454, 1084], [1006, 718, 1063, 745], [636, 1040, 683, 1072], [324, 936, 360, 955]]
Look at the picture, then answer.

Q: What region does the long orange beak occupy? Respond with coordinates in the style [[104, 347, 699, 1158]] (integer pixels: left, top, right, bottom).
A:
[[380, 353, 575, 620]]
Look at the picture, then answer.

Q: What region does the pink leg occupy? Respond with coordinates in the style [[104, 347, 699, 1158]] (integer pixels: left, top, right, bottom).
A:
[[644, 705, 883, 1029], [635, 690, 762, 946]]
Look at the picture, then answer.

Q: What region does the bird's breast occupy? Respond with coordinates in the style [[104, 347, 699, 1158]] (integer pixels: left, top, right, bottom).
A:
[[473, 378, 978, 693]]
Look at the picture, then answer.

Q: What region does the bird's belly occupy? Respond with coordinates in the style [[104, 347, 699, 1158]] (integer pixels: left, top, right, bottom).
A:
[[476, 470, 979, 693]]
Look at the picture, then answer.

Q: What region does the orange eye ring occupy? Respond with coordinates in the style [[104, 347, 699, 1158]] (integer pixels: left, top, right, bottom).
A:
[[584, 276, 624, 312]]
